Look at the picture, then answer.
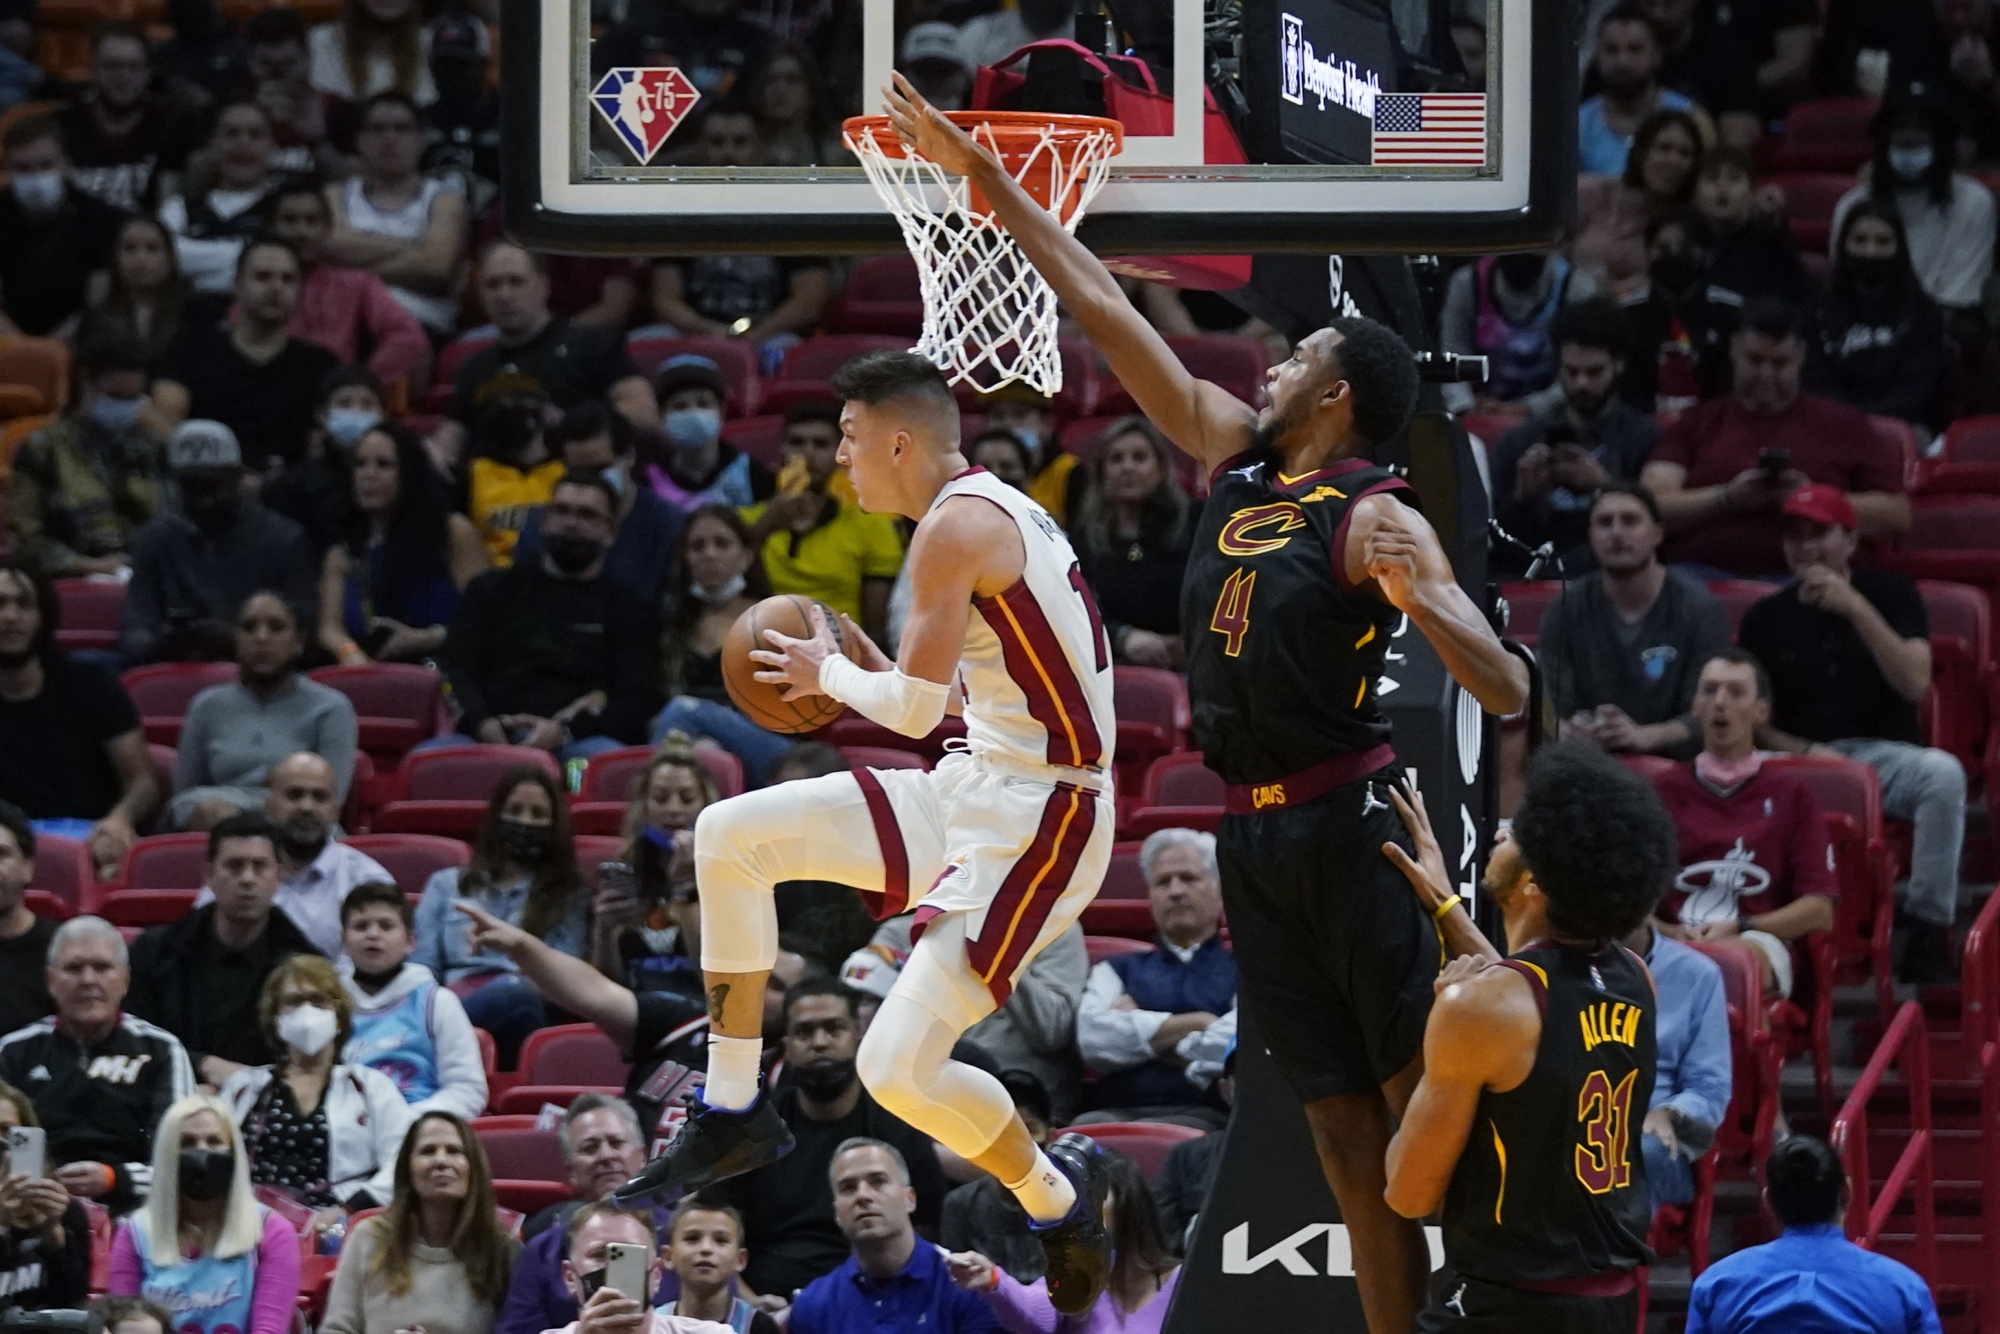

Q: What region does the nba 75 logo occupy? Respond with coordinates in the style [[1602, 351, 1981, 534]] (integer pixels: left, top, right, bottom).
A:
[[591, 67, 701, 165], [1280, 13, 1305, 105]]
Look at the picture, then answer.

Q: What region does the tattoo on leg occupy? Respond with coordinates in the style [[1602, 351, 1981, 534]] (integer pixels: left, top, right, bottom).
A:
[[707, 983, 730, 1024]]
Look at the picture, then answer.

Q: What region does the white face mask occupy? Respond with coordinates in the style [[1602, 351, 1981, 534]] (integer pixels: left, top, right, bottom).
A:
[[10, 170, 63, 213], [276, 1004, 339, 1057], [692, 572, 747, 604]]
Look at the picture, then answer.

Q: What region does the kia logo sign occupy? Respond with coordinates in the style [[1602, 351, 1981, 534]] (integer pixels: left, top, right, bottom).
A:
[[1222, 1222, 1446, 1275]]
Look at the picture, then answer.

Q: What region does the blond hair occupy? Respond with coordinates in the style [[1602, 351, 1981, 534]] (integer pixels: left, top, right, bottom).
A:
[[143, 1095, 264, 1268]]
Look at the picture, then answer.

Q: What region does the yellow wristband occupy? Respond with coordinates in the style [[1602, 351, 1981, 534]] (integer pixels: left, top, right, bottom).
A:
[[1431, 894, 1462, 922]]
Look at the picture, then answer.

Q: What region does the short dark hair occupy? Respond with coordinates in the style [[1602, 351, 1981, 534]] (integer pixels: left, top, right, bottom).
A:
[[1509, 741, 1675, 940], [1702, 646, 1772, 701], [780, 975, 861, 1029], [1737, 297, 1805, 344], [554, 468, 619, 514], [360, 91, 423, 126], [1551, 297, 1629, 357], [783, 401, 841, 431], [0, 799, 34, 860], [1697, 145, 1754, 181], [828, 350, 955, 411], [1326, 317, 1420, 447], [271, 181, 329, 219], [1597, 2, 1655, 37], [206, 810, 280, 863], [1588, 480, 1661, 525], [668, 1194, 746, 1242], [1766, 1135, 1845, 1226], [236, 237, 300, 279], [2, 115, 62, 156], [77, 331, 152, 380], [340, 880, 412, 929], [315, 364, 384, 411], [553, 400, 634, 455], [0, 558, 57, 662]]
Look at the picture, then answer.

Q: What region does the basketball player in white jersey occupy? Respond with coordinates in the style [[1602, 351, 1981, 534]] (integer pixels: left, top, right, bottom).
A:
[[615, 350, 1121, 1313]]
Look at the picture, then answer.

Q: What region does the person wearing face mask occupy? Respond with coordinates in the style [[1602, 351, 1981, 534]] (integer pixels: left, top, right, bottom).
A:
[[319, 422, 489, 666], [410, 769, 594, 1065], [645, 357, 775, 513], [0, 117, 127, 340], [1616, 209, 1744, 419], [6, 334, 168, 578], [108, 1095, 303, 1334], [270, 184, 428, 386], [443, 474, 662, 767], [220, 955, 413, 1241], [1437, 248, 1598, 418], [119, 420, 319, 665], [267, 366, 390, 555], [1831, 92, 1996, 334], [516, 403, 683, 611], [1806, 200, 1949, 431]]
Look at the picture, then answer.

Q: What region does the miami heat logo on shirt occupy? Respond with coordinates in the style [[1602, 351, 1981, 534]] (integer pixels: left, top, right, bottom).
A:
[[1675, 837, 1772, 924], [590, 67, 701, 165]]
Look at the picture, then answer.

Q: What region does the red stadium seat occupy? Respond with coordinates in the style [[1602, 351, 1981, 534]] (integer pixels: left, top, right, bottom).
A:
[[1095, 335, 1269, 416], [1869, 415, 1923, 491], [843, 746, 928, 771], [469, 1116, 567, 1180], [307, 665, 442, 764], [1139, 752, 1223, 809], [1768, 755, 1895, 1017], [1708, 581, 1776, 638], [374, 747, 561, 837], [492, 1086, 624, 1115], [1084, 935, 1152, 965], [824, 255, 923, 336], [1123, 806, 1220, 839], [28, 834, 98, 915], [576, 744, 743, 805], [1060, 1120, 1205, 1183], [518, 1023, 632, 1086], [1616, 754, 1676, 783], [1943, 414, 2000, 464], [149, 743, 175, 808], [575, 837, 626, 890], [626, 334, 760, 415], [121, 662, 237, 746], [119, 833, 210, 891], [1685, 942, 1781, 1188], [1113, 667, 1191, 783], [720, 414, 786, 471], [492, 1179, 575, 1214], [777, 335, 910, 382], [1081, 841, 1153, 935], [345, 834, 471, 898], [1915, 580, 1992, 780], [24, 891, 71, 920], [102, 888, 197, 927], [423, 332, 497, 412], [1880, 496, 2000, 595], [818, 713, 967, 762], [1498, 581, 1561, 643], [1764, 172, 1854, 253], [1101, 842, 1146, 898], [1763, 97, 1878, 173], [52, 578, 124, 653]]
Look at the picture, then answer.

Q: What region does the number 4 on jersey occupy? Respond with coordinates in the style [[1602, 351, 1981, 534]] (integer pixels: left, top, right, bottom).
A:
[[1209, 569, 1256, 657]]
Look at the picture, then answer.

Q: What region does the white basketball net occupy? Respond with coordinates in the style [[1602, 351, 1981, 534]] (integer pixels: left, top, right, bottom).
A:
[[846, 118, 1120, 396]]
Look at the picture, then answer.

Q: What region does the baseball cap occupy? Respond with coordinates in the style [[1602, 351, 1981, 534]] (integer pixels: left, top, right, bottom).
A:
[[839, 943, 904, 999], [429, 11, 489, 63], [168, 420, 242, 473], [654, 354, 726, 401], [1781, 483, 1856, 530], [901, 22, 970, 73]]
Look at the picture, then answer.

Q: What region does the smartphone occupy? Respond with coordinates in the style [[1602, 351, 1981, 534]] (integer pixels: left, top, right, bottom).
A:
[[7, 1125, 45, 1178], [603, 1241, 649, 1301], [1758, 446, 1791, 477]]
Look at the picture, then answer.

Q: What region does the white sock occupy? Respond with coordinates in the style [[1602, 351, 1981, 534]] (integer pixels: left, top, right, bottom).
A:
[[700, 1035, 763, 1111], [1006, 1150, 1078, 1225]]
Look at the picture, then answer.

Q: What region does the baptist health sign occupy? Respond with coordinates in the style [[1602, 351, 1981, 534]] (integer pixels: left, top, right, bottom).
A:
[[1222, 1222, 1447, 1276], [1280, 10, 1382, 115]]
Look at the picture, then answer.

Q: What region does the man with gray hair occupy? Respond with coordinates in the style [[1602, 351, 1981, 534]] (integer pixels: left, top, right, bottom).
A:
[[787, 1138, 999, 1334], [1074, 828, 1236, 1127], [0, 915, 194, 1211], [495, 1093, 672, 1334]]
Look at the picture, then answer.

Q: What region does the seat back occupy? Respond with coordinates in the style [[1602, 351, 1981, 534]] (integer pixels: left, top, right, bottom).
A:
[[1499, 581, 1562, 642], [518, 1024, 632, 1086], [399, 746, 560, 801], [1764, 97, 1878, 173], [778, 335, 911, 382], [1902, 496, 2000, 551], [0, 336, 71, 416], [1112, 666, 1192, 734], [1102, 843, 1146, 899], [28, 835, 96, 914], [52, 578, 125, 652], [1766, 172, 1857, 251], [1683, 943, 1779, 1179], [720, 414, 786, 471], [1769, 754, 1882, 840], [1060, 1121, 1206, 1184], [1141, 752, 1225, 808], [307, 665, 442, 758], [1917, 579, 1992, 666], [345, 834, 472, 898], [626, 334, 760, 414], [121, 662, 237, 742], [469, 1118, 567, 1181], [1084, 935, 1153, 965], [120, 833, 212, 891], [1706, 581, 1775, 637], [1943, 414, 2000, 465]]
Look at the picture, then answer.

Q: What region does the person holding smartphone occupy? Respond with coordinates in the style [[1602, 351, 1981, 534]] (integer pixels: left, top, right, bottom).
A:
[[551, 1201, 735, 1334], [0, 1078, 90, 1315]]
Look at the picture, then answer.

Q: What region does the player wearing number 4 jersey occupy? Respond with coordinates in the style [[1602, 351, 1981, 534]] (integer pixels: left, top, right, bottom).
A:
[[1385, 743, 1676, 1332], [879, 73, 1530, 1334], [614, 350, 1122, 1315]]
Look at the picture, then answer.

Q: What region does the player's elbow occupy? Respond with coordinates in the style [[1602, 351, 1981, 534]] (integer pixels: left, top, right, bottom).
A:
[[1382, 1170, 1438, 1220], [1477, 656, 1532, 717]]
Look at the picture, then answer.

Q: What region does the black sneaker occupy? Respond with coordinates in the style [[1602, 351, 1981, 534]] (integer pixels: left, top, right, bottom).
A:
[[1899, 921, 1958, 986], [1033, 1133, 1112, 1315], [612, 1094, 794, 1203]]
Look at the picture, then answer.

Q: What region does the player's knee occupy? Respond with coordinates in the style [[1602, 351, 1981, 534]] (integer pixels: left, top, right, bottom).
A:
[[693, 793, 760, 861], [854, 1021, 921, 1114]]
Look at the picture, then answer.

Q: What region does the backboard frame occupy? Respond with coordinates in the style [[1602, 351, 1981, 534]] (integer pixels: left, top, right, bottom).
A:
[[500, 0, 1577, 257]]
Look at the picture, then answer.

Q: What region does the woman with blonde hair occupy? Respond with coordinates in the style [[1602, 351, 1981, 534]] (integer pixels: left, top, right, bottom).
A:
[[220, 955, 413, 1240], [107, 1094, 302, 1334], [320, 1112, 519, 1334], [595, 735, 717, 992]]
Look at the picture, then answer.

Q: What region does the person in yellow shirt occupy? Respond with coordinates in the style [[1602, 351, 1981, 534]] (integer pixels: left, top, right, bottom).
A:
[[741, 402, 905, 644], [464, 389, 563, 566]]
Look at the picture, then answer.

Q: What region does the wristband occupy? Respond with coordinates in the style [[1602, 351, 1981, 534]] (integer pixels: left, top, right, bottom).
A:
[[819, 655, 950, 738], [1431, 894, 1462, 922]]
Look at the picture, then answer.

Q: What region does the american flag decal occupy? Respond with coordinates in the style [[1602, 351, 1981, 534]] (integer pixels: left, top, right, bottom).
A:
[[1371, 92, 1488, 166]]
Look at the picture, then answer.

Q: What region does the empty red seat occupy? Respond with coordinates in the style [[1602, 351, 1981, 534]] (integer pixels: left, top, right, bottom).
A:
[[1768, 755, 1894, 1016], [1683, 942, 1781, 1188], [374, 747, 560, 837], [1914, 580, 1991, 779], [469, 1116, 566, 1180], [843, 746, 928, 771], [575, 836, 625, 888], [1881, 495, 2000, 593], [119, 833, 210, 891], [121, 662, 237, 746], [492, 1179, 573, 1215], [1084, 935, 1152, 965], [761, 335, 912, 416], [1763, 98, 1878, 173], [824, 255, 923, 336], [1764, 172, 1854, 253], [950, 338, 1103, 420], [1498, 580, 1561, 643], [1081, 841, 1152, 935], [52, 578, 124, 653], [1059, 1120, 1204, 1183], [307, 664, 442, 763], [27, 834, 95, 915], [720, 414, 786, 472], [518, 1023, 631, 1085], [1113, 667, 1190, 763], [1707, 580, 1775, 637], [626, 335, 760, 415], [344, 834, 471, 898], [1943, 414, 2000, 464], [1139, 752, 1222, 808], [102, 888, 197, 927], [577, 744, 742, 804]]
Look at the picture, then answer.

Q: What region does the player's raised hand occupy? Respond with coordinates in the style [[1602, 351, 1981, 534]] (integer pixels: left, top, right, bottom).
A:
[[751, 602, 838, 700], [883, 71, 992, 177], [1381, 783, 1453, 912]]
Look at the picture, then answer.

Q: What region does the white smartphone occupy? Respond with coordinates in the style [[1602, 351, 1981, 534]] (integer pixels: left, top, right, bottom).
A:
[[6, 1126, 45, 1179], [603, 1241, 649, 1301]]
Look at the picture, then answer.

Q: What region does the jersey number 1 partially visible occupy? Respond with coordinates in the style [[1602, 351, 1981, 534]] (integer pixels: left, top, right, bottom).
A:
[[1209, 569, 1256, 658]]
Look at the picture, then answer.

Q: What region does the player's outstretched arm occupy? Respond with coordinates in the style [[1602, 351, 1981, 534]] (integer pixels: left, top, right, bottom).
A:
[[881, 74, 1255, 471], [1382, 784, 1503, 964], [1346, 493, 1530, 717], [1384, 960, 1539, 1219]]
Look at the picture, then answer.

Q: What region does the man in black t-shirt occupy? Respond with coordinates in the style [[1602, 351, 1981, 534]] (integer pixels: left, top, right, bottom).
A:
[[437, 242, 658, 474], [1738, 484, 1964, 982], [1642, 0, 1762, 147], [153, 239, 340, 473], [56, 23, 202, 211], [709, 979, 947, 1299], [0, 802, 56, 1038], [0, 560, 158, 876], [0, 116, 128, 338]]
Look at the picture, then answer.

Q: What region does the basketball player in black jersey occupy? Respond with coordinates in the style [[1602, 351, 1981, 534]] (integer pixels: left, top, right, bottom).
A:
[[884, 77, 1531, 1332], [1383, 743, 1677, 1332]]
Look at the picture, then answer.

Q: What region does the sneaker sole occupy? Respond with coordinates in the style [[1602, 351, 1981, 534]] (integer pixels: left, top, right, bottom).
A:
[[613, 1132, 795, 1202]]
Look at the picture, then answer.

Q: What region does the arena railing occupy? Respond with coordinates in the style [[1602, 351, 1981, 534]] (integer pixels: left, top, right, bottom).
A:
[[1830, 1000, 1936, 1286]]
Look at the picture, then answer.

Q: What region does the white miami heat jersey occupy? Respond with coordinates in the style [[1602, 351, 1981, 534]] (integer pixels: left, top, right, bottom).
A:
[[930, 467, 1116, 779]]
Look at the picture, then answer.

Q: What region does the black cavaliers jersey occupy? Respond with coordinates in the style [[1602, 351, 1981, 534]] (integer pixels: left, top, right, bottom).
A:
[[1442, 941, 1657, 1286], [1180, 454, 1416, 785]]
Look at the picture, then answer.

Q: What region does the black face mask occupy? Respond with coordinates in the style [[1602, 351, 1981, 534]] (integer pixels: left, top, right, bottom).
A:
[[497, 818, 553, 865], [792, 1057, 858, 1100], [543, 534, 603, 575], [179, 1148, 234, 1201]]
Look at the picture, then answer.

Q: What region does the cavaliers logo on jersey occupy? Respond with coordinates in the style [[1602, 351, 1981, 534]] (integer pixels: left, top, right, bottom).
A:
[[1217, 503, 1307, 556]]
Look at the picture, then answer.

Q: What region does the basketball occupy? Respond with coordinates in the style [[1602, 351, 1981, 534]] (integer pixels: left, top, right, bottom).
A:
[[722, 595, 851, 735]]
